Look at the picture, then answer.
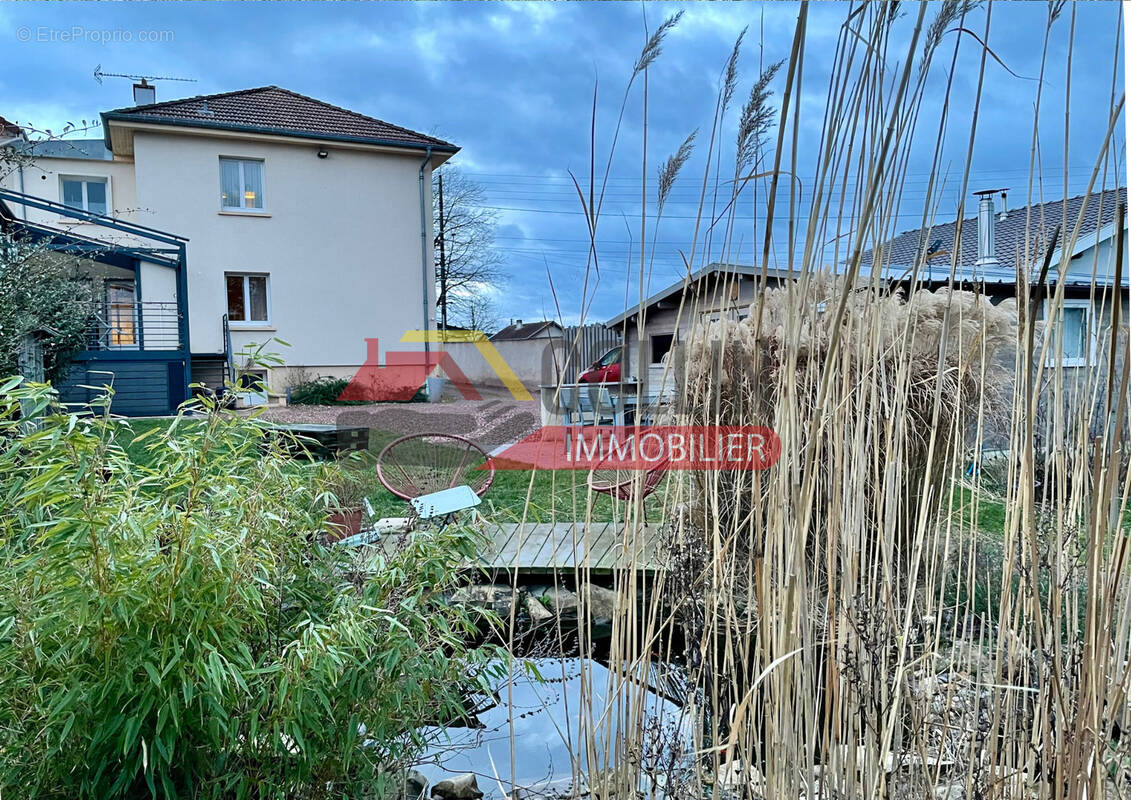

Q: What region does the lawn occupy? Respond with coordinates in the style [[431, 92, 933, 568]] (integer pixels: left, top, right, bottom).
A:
[[115, 416, 664, 523], [115, 417, 1016, 535]]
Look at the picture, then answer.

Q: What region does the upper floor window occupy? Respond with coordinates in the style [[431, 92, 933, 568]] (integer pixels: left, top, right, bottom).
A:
[[1043, 298, 1097, 367], [61, 176, 108, 215], [226, 272, 270, 324], [219, 158, 264, 210]]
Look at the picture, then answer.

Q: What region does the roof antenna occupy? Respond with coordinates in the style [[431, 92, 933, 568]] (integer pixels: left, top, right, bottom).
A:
[[94, 65, 196, 105]]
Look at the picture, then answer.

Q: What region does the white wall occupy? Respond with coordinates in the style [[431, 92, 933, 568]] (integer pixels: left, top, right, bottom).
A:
[[1066, 231, 1129, 283], [1, 154, 142, 241], [139, 261, 180, 350], [1, 153, 184, 340], [5, 130, 439, 378], [441, 338, 566, 390], [130, 130, 436, 369]]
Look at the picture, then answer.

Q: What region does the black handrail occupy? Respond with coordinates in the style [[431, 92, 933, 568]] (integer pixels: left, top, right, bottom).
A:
[[0, 187, 188, 245]]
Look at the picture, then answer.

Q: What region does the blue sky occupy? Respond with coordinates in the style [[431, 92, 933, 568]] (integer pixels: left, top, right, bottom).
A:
[[1, 1, 1124, 326]]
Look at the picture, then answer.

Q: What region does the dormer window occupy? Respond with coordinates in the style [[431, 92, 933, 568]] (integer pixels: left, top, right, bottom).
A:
[[219, 157, 264, 210], [60, 176, 108, 215]]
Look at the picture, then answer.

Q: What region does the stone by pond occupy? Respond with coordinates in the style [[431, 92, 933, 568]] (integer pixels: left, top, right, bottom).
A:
[[413, 657, 691, 800]]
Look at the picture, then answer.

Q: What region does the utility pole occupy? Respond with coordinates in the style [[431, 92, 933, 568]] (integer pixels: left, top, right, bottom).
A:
[[437, 171, 448, 332]]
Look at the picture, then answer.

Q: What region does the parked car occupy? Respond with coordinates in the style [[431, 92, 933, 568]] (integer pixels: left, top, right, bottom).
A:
[[578, 346, 622, 383]]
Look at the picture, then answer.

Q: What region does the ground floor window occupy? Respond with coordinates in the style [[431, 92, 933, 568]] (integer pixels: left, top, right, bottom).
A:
[[1042, 298, 1096, 367], [235, 368, 269, 407], [650, 333, 674, 364], [226, 273, 270, 324]]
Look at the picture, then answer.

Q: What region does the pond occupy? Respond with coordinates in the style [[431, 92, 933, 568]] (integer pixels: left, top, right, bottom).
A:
[[415, 657, 693, 799]]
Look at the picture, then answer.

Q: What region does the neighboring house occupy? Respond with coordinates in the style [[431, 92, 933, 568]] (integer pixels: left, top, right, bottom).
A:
[[609, 189, 1127, 384], [0, 84, 456, 414], [489, 319, 564, 343], [860, 188, 1128, 376], [606, 264, 797, 380], [445, 318, 566, 390]]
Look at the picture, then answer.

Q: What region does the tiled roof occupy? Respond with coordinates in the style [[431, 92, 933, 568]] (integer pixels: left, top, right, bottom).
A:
[[0, 115, 21, 139], [860, 188, 1126, 284], [491, 321, 563, 341], [103, 86, 456, 152]]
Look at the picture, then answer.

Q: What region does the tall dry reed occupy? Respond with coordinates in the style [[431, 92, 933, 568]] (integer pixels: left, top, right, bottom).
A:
[[513, 4, 1129, 800]]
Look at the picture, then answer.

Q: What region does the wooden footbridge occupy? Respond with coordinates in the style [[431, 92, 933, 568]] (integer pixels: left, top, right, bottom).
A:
[[380, 521, 666, 575]]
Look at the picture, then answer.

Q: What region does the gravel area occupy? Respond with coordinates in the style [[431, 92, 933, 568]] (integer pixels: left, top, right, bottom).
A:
[[259, 396, 541, 452]]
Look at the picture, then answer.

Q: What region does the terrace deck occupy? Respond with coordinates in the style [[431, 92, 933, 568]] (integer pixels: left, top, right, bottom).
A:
[[379, 521, 666, 575]]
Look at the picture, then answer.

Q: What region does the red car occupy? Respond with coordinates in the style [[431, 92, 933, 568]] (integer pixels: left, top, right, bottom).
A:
[[578, 346, 622, 383]]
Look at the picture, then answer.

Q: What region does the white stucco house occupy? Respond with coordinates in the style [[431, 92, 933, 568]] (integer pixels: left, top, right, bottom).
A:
[[0, 85, 456, 414]]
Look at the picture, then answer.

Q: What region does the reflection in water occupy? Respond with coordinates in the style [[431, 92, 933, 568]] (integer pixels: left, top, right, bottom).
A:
[[415, 657, 691, 799]]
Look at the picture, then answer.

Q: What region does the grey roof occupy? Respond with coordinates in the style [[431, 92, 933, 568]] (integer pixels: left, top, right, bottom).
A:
[[490, 321, 564, 341], [12, 138, 113, 161], [859, 188, 1127, 287], [605, 263, 800, 328]]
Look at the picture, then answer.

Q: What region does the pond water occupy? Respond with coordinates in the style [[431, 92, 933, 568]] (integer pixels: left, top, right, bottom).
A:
[[414, 657, 692, 799]]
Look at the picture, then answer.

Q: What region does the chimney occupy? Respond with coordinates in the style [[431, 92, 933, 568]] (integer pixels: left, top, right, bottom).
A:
[[132, 80, 155, 105], [974, 189, 1000, 267]]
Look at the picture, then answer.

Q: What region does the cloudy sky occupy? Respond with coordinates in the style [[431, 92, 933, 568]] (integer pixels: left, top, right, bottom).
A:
[[1, 1, 1124, 326]]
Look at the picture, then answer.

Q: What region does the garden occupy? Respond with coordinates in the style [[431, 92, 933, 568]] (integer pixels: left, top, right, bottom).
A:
[[2, 2, 1129, 799]]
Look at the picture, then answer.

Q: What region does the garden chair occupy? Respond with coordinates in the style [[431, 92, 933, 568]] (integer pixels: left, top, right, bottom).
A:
[[376, 433, 494, 500]]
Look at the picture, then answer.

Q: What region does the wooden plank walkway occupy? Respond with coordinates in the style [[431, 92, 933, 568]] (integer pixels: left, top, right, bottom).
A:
[[477, 522, 664, 573], [379, 522, 665, 574]]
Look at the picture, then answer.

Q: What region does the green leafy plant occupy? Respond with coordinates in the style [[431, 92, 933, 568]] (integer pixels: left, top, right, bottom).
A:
[[288, 376, 352, 406], [319, 460, 370, 510], [0, 234, 98, 383], [0, 380, 502, 798], [288, 376, 427, 406]]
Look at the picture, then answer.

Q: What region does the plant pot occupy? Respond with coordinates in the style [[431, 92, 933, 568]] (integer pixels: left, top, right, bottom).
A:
[[325, 507, 364, 541]]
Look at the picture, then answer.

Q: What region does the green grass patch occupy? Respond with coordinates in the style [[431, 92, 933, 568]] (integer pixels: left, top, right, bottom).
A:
[[113, 416, 660, 523]]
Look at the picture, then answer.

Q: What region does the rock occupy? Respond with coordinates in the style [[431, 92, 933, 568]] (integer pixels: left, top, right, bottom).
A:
[[449, 584, 518, 618], [403, 770, 429, 800], [508, 789, 550, 800], [525, 593, 554, 623], [934, 784, 966, 800], [538, 586, 579, 616], [432, 773, 483, 800], [580, 584, 619, 625]]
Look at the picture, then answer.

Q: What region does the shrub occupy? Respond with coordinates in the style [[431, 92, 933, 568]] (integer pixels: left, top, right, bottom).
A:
[[0, 381, 501, 798], [289, 375, 427, 405], [288, 376, 352, 405], [0, 235, 96, 383]]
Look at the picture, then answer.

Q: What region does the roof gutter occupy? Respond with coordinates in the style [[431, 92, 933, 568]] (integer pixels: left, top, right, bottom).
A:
[[418, 146, 434, 357]]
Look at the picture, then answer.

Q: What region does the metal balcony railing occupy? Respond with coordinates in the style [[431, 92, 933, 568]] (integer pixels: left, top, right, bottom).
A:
[[83, 300, 182, 351]]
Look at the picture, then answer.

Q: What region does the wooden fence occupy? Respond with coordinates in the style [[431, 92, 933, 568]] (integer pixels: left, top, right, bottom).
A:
[[558, 324, 621, 382]]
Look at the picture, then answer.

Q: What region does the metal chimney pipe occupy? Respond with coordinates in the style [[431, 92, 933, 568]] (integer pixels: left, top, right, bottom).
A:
[[132, 80, 155, 105], [974, 189, 999, 266]]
